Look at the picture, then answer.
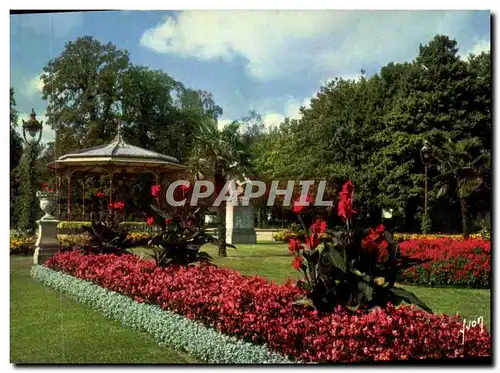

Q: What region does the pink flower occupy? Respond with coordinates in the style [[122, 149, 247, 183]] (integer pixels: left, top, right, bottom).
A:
[[146, 217, 155, 226]]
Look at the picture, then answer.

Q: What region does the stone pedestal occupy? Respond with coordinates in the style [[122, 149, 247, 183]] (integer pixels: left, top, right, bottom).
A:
[[226, 199, 257, 244], [33, 191, 60, 265], [33, 218, 60, 265]]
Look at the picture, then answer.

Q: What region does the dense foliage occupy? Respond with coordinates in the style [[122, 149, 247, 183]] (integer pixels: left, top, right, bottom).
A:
[[253, 35, 491, 234], [45, 251, 491, 362]]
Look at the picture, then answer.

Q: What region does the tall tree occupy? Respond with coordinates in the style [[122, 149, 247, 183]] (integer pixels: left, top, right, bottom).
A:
[[121, 65, 197, 160], [41, 36, 130, 153], [188, 119, 252, 256], [10, 87, 23, 228], [252, 34, 491, 233]]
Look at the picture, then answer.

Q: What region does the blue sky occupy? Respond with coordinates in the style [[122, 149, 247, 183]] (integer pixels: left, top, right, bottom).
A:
[[10, 10, 490, 143]]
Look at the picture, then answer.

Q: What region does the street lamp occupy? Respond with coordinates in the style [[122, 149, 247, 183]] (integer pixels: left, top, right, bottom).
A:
[[420, 141, 431, 216], [21, 109, 43, 144]]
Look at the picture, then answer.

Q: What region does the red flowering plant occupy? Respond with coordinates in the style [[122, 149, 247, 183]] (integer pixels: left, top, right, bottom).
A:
[[289, 180, 432, 314], [144, 181, 234, 267], [75, 190, 145, 255]]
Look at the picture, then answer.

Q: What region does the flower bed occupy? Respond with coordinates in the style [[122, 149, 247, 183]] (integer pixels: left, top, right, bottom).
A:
[[273, 230, 484, 243], [393, 233, 483, 242], [44, 252, 491, 362], [30, 265, 291, 364], [398, 238, 491, 288], [9, 232, 36, 255]]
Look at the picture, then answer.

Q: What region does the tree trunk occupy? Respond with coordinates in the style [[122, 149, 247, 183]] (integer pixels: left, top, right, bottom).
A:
[[460, 197, 470, 238], [217, 201, 227, 257]]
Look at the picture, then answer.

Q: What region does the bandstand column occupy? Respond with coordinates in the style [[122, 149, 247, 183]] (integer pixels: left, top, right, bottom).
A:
[[67, 173, 72, 221]]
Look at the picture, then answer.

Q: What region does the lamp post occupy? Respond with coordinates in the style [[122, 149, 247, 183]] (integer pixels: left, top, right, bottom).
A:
[[22, 109, 43, 144], [420, 141, 431, 216], [18, 110, 43, 232]]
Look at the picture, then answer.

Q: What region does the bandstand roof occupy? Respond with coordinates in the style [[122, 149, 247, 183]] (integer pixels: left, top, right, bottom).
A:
[[47, 130, 186, 175]]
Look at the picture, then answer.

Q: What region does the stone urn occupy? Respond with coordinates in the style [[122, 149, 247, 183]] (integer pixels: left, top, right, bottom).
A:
[[36, 190, 58, 220]]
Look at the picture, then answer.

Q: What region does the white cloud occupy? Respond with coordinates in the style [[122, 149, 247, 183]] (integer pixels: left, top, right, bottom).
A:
[[22, 75, 44, 98], [140, 10, 484, 81], [460, 39, 490, 59], [217, 118, 233, 130]]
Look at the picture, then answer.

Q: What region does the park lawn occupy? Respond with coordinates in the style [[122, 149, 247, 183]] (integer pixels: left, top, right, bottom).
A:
[[182, 243, 492, 328], [10, 255, 200, 364]]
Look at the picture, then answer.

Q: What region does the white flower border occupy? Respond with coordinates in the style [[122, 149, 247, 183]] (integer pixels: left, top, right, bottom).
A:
[[30, 265, 294, 364]]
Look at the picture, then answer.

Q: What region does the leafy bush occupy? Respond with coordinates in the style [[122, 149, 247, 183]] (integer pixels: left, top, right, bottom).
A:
[[44, 251, 491, 362], [10, 230, 36, 255], [398, 238, 491, 288], [57, 221, 153, 234], [146, 205, 231, 267]]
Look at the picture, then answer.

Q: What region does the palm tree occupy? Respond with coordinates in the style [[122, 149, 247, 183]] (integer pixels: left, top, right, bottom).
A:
[[430, 138, 490, 238], [188, 119, 252, 256]]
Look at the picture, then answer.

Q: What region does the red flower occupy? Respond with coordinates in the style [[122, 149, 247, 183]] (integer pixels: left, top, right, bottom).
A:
[[288, 239, 304, 254], [337, 180, 356, 222], [361, 226, 387, 253], [41, 182, 48, 190], [305, 233, 319, 250], [292, 194, 313, 214], [108, 201, 125, 210], [310, 218, 327, 234], [48, 188, 54, 193], [151, 184, 161, 197], [146, 217, 155, 226], [95, 191, 105, 198], [165, 218, 173, 225], [181, 183, 191, 192], [292, 255, 304, 270]]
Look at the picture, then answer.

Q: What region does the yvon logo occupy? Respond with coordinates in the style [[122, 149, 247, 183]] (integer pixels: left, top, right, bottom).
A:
[[459, 316, 484, 345]]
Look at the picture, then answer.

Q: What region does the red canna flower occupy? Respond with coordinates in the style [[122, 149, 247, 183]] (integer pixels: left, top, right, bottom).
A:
[[292, 255, 304, 270], [165, 218, 173, 225], [310, 218, 327, 234], [95, 191, 105, 198], [41, 182, 48, 190], [305, 233, 319, 250], [288, 238, 304, 254], [108, 201, 125, 210], [292, 194, 313, 214], [146, 217, 155, 226], [48, 188, 54, 192], [151, 184, 161, 197], [337, 180, 356, 222]]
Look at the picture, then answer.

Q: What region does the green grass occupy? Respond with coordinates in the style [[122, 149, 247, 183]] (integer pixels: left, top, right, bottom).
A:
[[10, 255, 200, 364], [139, 243, 492, 328], [12, 242, 491, 363]]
